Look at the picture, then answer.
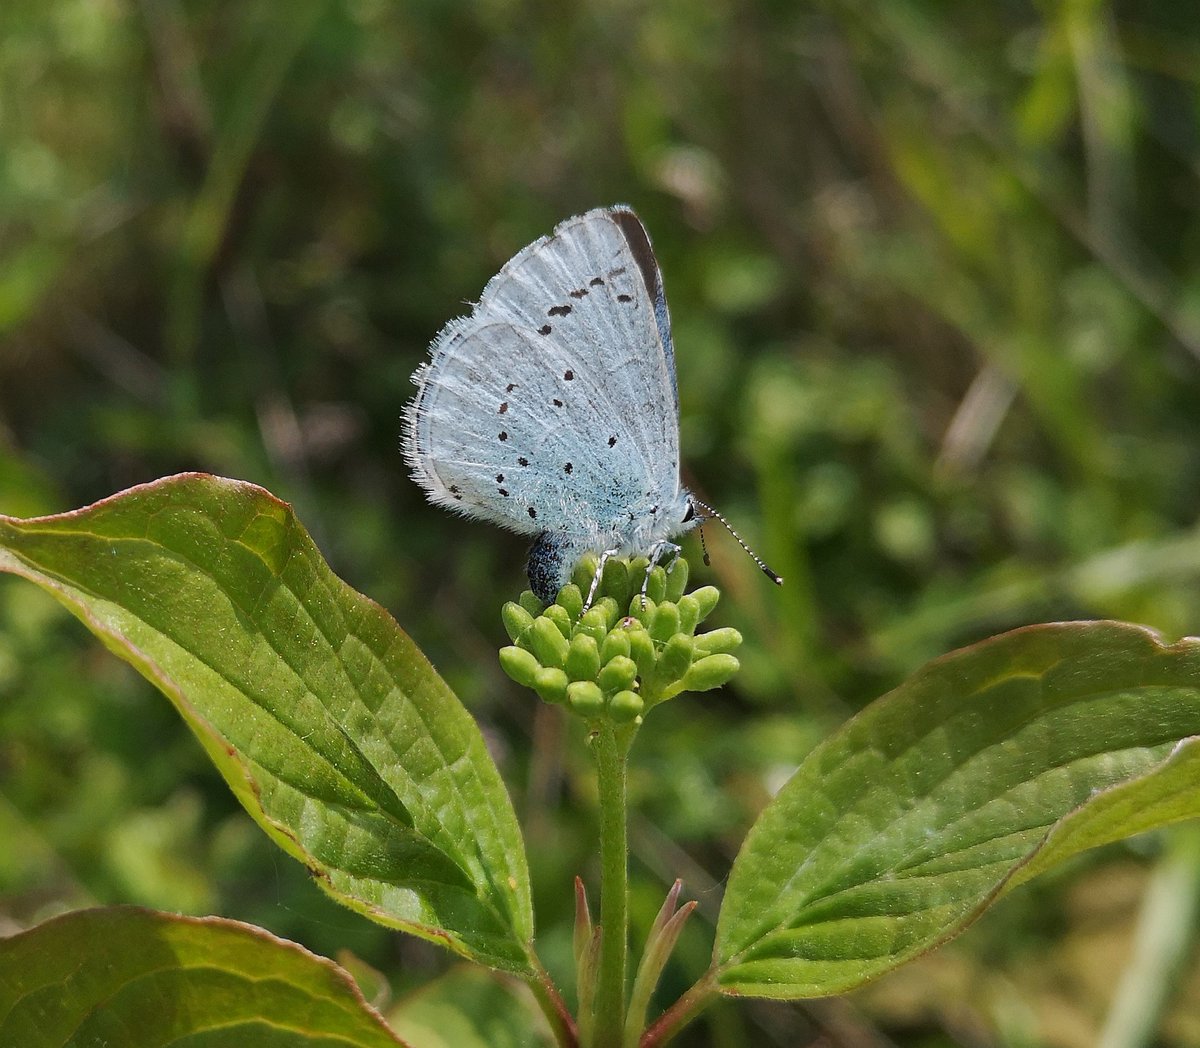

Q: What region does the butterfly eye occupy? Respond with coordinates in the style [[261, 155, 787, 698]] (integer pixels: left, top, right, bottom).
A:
[[682, 502, 695, 523]]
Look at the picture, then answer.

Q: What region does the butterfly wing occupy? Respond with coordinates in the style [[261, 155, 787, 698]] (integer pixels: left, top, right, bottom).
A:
[[402, 206, 683, 540]]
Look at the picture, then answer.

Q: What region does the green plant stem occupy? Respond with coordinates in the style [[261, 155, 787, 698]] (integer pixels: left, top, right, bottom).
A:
[[592, 723, 632, 1047]]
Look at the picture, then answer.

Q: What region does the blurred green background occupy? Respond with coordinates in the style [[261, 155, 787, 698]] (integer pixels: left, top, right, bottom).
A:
[[3, 0, 1200, 1044]]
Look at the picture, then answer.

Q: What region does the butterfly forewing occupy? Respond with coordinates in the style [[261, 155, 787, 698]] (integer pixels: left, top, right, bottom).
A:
[[404, 207, 684, 540]]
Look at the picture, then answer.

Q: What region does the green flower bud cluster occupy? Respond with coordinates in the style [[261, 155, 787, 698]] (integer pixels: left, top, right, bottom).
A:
[[498, 554, 742, 724]]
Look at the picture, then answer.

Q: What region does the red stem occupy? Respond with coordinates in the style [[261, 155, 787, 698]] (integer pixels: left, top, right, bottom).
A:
[[529, 962, 578, 1048], [639, 970, 718, 1048]]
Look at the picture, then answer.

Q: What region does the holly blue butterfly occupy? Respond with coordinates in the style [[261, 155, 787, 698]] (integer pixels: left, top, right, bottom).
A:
[[402, 205, 781, 604]]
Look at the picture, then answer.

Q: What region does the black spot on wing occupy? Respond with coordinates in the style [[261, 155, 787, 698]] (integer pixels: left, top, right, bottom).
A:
[[538, 324, 552, 335], [548, 304, 572, 317], [608, 435, 617, 447], [569, 288, 588, 298], [589, 276, 604, 287], [518, 456, 529, 466], [564, 462, 573, 473], [617, 294, 632, 303], [499, 402, 508, 413], [564, 370, 574, 381], [499, 431, 508, 442], [506, 383, 517, 392], [528, 506, 537, 519], [552, 398, 563, 407]]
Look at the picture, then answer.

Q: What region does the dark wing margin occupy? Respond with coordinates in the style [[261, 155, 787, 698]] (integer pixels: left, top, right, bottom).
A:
[[610, 206, 679, 413]]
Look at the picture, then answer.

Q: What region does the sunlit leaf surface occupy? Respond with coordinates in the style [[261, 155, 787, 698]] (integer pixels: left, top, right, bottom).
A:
[[0, 474, 534, 973], [0, 906, 408, 1047], [717, 622, 1200, 997]]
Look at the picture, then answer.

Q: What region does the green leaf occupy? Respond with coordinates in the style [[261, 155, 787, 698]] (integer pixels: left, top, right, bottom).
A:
[[387, 966, 556, 1048], [0, 906, 407, 1047], [0, 474, 534, 973], [715, 621, 1200, 998]]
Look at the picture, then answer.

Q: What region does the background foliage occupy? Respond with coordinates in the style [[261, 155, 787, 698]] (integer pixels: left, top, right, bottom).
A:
[[2, 0, 1200, 1044]]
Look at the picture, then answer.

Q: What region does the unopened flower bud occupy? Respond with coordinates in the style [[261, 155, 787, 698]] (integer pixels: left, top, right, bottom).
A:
[[567, 680, 605, 717], [599, 629, 631, 663], [690, 586, 720, 624], [529, 617, 569, 667], [681, 653, 739, 692], [649, 602, 680, 643], [556, 583, 584, 622], [499, 645, 540, 688], [628, 596, 655, 628], [592, 597, 620, 631], [676, 594, 700, 635], [502, 602, 535, 643], [653, 633, 694, 688], [664, 558, 689, 602], [598, 655, 638, 694], [601, 557, 630, 598], [534, 667, 569, 704], [518, 591, 544, 617], [628, 628, 656, 680], [572, 554, 601, 593], [543, 604, 572, 638], [644, 567, 667, 604], [693, 627, 742, 656], [565, 633, 601, 682], [578, 605, 610, 643], [609, 690, 644, 723]]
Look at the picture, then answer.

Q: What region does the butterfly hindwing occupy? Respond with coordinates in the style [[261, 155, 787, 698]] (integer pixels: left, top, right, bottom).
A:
[[403, 207, 684, 542]]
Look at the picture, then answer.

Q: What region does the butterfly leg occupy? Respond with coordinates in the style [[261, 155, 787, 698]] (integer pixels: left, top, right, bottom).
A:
[[640, 541, 682, 606], [584, 547, 621, 612]]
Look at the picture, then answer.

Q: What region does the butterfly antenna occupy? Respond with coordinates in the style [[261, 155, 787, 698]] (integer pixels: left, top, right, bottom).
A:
[[697, 518, 712, 567], [690, 498, 783, 585]]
